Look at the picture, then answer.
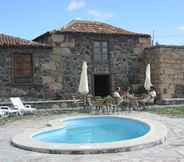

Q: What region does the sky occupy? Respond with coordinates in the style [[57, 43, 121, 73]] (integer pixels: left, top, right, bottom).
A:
[[0, 0, 184, 45]]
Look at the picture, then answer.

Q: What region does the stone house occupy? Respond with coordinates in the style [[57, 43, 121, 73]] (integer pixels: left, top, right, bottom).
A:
[[144, 45, 184, 99], [0, 34, 55, 100], [34, 20, 151, 98], [1, 20, 184, 101]]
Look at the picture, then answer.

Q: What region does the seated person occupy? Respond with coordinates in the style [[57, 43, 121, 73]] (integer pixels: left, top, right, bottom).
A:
[[123, 87, 139, 110], [113, 87, 124, 104], [122, 87, 137, 100], [125, 87, 133, 97], [141, 86, 157, 104]]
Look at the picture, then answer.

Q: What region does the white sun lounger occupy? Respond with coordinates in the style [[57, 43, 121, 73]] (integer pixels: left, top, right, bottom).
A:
[[0, 106, 21, 116], [10, 97, 36, 114]]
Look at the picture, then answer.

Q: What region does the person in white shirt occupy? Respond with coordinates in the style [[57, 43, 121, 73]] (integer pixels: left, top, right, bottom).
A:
[[113, 87, 121, 98], [113, 87, 123, 104], [142, 86, 157, 104], [149, 87, 157, 98]]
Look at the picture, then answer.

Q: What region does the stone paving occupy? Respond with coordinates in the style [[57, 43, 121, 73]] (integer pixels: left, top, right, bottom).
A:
[[1, 112, 184, 162]]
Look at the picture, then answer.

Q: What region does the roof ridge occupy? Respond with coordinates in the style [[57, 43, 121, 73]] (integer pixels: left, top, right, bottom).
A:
[[62, 19, 133, 32], [0, 33, 51, 48], [0, 33, 38, 43], [61, 19, 147, 35], [33, 20, 151, 41]]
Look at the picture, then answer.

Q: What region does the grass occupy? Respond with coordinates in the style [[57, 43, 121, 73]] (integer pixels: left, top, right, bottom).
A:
[[0, 110, 81, 126], [148, 106, 184, 117]]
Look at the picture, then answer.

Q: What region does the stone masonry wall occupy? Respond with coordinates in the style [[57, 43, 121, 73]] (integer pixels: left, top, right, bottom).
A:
[[144, 46, 184, 99], [36, 32, 151, 97], [0, 47, 56, 100]]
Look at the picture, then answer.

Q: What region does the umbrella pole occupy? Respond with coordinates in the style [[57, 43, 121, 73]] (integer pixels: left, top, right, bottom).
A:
[[83, 95, 87, 112]]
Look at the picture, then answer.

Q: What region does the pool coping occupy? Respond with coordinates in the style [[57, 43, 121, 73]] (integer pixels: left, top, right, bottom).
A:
[[11, 115, 167, 154]]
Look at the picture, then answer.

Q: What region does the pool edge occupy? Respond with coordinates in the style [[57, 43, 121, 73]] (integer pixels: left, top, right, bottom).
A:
[[11, 115, 167, 154]]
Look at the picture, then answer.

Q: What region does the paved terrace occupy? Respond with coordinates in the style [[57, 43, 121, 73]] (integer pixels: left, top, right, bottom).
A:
[[1, 112, 184, 162]]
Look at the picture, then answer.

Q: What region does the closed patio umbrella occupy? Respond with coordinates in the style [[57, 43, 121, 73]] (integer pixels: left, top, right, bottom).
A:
[[144, 64, 152, 90], [78, 61, 89, 95], [78, 61, 89, 112]]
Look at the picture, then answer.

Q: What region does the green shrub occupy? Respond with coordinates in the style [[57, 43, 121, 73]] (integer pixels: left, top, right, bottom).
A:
[[120, 80, 130, 90]]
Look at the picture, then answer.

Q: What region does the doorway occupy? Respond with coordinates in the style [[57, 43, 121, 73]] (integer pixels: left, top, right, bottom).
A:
[[94, 74, 110, 97]]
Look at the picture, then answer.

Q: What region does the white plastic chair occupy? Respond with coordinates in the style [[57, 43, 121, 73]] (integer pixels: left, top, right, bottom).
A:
[[10, 97, 36, 114], [0, 109, 6, 117], [0, 106, 21, 116]]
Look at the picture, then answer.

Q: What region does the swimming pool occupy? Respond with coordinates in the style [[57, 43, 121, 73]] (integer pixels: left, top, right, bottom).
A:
[[33, 117, 150, 144], [12, 115, 167, 154]]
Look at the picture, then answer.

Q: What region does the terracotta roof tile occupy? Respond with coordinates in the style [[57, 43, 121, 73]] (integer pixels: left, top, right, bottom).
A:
[[0, 33, 51, 48], [60, 20, 150, 36], [34, 20, 150, 41]]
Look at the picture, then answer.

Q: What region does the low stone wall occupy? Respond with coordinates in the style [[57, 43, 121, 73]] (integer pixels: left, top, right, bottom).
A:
[[160, 98, 184, 105], [0, 99, 83, 110], [1, 98, 184, 112]]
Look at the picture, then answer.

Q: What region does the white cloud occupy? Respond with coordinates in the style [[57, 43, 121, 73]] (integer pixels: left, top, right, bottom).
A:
[[75, 17, 82, 20], [88, 9, 113, 20], [177, 26, 184, 31], [67, 0, 86, 12]]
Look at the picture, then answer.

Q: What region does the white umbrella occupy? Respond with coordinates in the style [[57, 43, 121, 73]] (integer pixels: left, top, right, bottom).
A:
[[144, 64, 152, 90], [78, 61, 89, 95]]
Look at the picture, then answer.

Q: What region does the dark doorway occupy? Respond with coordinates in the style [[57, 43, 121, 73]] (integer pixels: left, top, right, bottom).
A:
[[94, 75, 110, 97]]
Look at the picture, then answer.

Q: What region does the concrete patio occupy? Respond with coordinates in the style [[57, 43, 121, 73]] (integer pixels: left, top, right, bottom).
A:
[[1, 112, 184, 162]]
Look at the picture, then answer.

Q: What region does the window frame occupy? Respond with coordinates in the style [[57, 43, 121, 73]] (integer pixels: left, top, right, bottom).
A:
[[93, 41, 109, 63], [13, 53, 33, 85]]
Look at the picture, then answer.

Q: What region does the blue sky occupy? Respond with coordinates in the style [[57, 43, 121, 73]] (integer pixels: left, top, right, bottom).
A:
[[1, 0, 184, 45]]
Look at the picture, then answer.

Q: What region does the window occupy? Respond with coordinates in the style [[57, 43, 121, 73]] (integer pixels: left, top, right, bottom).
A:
[[14, 54, 33, 84], [93, 41, 108, 63], [128, 65, 139, 84]]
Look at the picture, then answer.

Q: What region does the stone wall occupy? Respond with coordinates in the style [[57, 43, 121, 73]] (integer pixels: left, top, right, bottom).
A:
[[2, 33, 184, 101], [36, 32, 151, 97], [144, 46, 184, 99], [0, 47, 56, 100], [0, 99, 82, 110]]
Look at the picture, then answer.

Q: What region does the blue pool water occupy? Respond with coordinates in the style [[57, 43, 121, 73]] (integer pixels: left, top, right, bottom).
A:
[[33, 117, 150, 144]]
